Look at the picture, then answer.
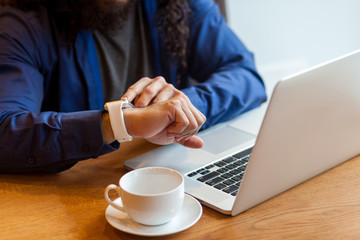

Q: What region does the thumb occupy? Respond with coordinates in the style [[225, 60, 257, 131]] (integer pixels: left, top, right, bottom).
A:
[[177, 136, 204, 149]]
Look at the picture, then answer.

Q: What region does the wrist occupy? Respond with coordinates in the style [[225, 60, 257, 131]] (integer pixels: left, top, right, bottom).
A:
[[123, 108, 135, 137], [104, 99, 134, 142], [101, 111, 115, 144]]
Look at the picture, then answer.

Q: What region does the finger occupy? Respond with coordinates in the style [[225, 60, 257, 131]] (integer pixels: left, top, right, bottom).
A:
[[169, 130, 198, 142], [187, 104, 206, 130], [179, 100, 199, 135], [167, 121, 198, 144], [167, 97, 201, 135], [167, 97, 205, 139], [167, 108, 189, 134], [151, 84, 179, 104], [178, 98, 206, 136], [177, 136, 204, 148], [134, 76, 168, 107], [173, 110, 205, 140], [121, 77, 153, 102], [182, 95, 206, 128]]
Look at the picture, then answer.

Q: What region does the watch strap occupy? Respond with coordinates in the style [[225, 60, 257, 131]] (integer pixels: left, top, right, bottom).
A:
[[104, 99, 133, 142]]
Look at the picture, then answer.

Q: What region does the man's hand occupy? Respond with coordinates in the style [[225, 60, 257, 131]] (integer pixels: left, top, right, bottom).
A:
[[101, 76, 206, 148], [123, 96, 206, 148], [122, 76, 183, 107]]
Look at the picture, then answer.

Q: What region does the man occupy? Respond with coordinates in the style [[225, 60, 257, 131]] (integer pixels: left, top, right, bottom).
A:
[[0, 0, 266, 173]]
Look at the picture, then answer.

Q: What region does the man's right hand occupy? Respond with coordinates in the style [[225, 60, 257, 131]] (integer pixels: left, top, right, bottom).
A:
[[123, 96, 206, 148], [122, 76, 184, 107]]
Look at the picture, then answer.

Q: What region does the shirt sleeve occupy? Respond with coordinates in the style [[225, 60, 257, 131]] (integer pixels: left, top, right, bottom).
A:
[[0, 7, 118, 173], [183, 0, 267, 128]]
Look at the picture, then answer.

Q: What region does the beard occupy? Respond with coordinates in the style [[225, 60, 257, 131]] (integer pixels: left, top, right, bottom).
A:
[[78, 0, 138, 34]]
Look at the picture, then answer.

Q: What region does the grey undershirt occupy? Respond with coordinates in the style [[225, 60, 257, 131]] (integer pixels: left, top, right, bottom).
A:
[[93, 3, 154, 102]]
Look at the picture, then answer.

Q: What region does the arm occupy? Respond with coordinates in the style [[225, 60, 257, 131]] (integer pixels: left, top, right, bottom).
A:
[[126, 0, 266, 129], [183, 0, 267, 128], [0, 7, 117, 173]]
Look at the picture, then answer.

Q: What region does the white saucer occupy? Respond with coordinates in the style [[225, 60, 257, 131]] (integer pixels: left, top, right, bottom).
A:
[[105, 194, 202, 237]]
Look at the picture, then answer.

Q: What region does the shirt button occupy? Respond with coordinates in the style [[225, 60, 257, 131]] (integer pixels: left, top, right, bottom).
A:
[[27, 157, 36, 165], [82, 144, 90, 152]]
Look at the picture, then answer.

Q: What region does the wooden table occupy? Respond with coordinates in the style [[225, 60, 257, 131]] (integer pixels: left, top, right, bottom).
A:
[[1, 138, 360, 240]]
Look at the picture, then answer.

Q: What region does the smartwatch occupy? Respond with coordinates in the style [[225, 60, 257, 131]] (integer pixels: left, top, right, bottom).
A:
[[104, 98, 134, 142]]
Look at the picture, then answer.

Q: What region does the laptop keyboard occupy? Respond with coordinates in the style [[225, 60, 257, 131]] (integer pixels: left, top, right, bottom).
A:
[[187, 148, 252, 196]]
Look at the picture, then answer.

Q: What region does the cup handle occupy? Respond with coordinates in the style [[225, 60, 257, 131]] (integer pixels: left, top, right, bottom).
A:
[[104, 184, 125, 212]]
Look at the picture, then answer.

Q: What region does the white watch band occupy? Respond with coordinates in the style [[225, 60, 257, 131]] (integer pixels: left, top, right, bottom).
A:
[[104, 99, 133, 142]]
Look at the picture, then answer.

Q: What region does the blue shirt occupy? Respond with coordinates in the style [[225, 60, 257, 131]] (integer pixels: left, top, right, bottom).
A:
[[0, 0, 266, 173]]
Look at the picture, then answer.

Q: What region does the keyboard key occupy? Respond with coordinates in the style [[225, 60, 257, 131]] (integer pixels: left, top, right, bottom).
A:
[[237, 160, 248, 166], [229, 169, 242, 175], [233, 160, 244, 166], [231, 191, 238, 196], [217, 168, 228, 173], [214, 183, 227, 190], [197, 171, 220, 182], [221, 173, 233, 179], [223, 179, 235, 185], [205, 164, 215, 169], [231, 176, 242, 182], [223, 185, 239, 194], [200, 170, 210, 175], [214, 161, 227, 167], [187, 172, 198, 177], [205, 177, 224, 186], [238, 166, 247, 171], [197, 168, 206, 173], [223, 157, 236, 163], [225, 164, 237, 170]]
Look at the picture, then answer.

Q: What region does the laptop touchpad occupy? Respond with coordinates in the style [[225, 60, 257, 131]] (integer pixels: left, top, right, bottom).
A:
[[201, 126, 255, 155]]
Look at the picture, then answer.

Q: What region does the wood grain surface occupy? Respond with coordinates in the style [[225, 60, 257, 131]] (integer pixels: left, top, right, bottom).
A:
[[1, 138, 360, 240]]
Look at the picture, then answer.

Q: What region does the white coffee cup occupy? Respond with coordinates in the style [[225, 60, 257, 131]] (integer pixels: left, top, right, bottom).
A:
[[104, 167, 184, 226]]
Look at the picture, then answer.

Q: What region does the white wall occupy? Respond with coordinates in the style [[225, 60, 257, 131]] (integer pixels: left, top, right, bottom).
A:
[[226, 0, 360, 90]]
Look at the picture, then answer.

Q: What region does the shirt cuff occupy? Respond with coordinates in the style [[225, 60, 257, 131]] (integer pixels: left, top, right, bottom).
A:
[[61, 110, 119, 160]]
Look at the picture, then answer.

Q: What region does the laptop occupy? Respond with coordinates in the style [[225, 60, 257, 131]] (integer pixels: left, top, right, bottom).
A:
[[124, 49, 360, 216]]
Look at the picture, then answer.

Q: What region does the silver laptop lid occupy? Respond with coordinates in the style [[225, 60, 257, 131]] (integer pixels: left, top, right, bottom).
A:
[[232, 49, 360, 215]]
